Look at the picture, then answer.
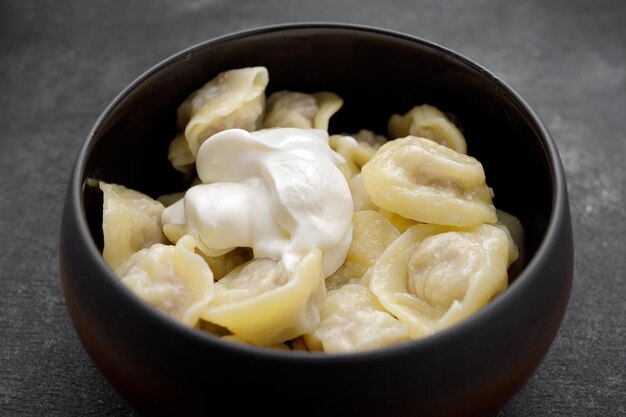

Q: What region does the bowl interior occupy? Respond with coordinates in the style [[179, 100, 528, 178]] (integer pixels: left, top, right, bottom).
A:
[[82, 25, 554, 276]]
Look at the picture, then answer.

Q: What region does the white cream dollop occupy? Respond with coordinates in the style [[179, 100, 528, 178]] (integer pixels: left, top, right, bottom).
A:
[[162, 128, 354, 277]]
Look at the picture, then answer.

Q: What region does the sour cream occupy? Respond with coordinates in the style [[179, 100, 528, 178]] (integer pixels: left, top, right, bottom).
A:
[[162, 128, 354, 277]]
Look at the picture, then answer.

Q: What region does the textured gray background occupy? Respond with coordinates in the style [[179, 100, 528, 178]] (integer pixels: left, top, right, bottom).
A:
[[1, 0, 625, 416]]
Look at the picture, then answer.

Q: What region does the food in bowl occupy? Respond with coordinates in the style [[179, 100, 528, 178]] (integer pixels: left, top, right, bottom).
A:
[[98, 65, 524, 353], [60, 24, 574, 417]]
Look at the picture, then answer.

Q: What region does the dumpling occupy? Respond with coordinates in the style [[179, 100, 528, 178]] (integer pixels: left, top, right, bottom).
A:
[[348, 173, 377, 211], [378, 208, 419, 233], [326, 210, 399, 290], [304, 284, 410, 353], [361, 136, 496, 227], [197, 247, 253, 281], [351, 129, 387, 149], [311, 92, 344, 130], [168, 66, 269, 175], [495, 208, 525, 278], [100, 182, 167, 270], [369, 224, 513, 339], [262, 91, 343, 130], [329, 134, 379, 179], [115, 235, 214, 327], [200, 248, 325, 346], [388, 104, 467, 154]]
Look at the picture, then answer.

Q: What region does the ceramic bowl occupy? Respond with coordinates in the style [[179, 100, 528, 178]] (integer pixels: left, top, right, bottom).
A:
[[59, 23, 574, 417]]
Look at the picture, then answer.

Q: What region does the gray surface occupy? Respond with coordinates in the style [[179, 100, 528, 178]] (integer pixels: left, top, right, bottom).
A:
[[1, 0, 625, 415]]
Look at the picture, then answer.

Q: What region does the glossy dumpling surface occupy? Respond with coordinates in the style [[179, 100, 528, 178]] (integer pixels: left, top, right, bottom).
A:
[[201, 248, 325, 346], [388, 104, 467, 154], [369, 223, 511, 339], [329, 134, 380, 179], [305, 284, 409, 353], [196, 247, 253, 281], [168, 66, 269, 174], [115, 235, 214, 327], [326, 210, 400, 290], [348, 173, 377, 211], [262, 90, 343, 130], [100, 182, 166, 270], [361, 136, 496, 227]]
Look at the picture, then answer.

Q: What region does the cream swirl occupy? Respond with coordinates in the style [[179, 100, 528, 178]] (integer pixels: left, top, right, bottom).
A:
[[162, 128, 354, 277]]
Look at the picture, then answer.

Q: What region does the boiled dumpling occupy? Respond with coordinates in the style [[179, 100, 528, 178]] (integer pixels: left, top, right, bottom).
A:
[[168, 66, 269, 175], [168, 133, 194, 175], [311, 92, 343, 130], [330, 130, 386, 180], [304, 284, 410, 353], [496, 209, 524, 261], [115, 235, 214, 327], [329, 134, 381, 179], [262, 90, 343, 130], [263, 91, 316, 129], [326, 210, 399, 291], [348, 173, 377, 211], [351, 129, 387, 149], [495, 209, 525, 278], [369, 224, 513, 339], [197, 247, 253, 281], [378, 208, 419, 233], [100, 182, 167, 270], [361, 136, 496, 227], [388, 104, 467, 154], [201, 248, 325, 346]]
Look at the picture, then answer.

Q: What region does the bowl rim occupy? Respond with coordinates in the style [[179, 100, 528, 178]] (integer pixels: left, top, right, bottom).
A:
[[66, 21, 570, 362]]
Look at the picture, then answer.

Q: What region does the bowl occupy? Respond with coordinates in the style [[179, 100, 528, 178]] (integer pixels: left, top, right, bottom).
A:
[[59, 23, 574, 417]]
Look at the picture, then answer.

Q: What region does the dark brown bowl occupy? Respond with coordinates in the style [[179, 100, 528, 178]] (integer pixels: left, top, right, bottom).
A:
[[59, 23, 574, 417]]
